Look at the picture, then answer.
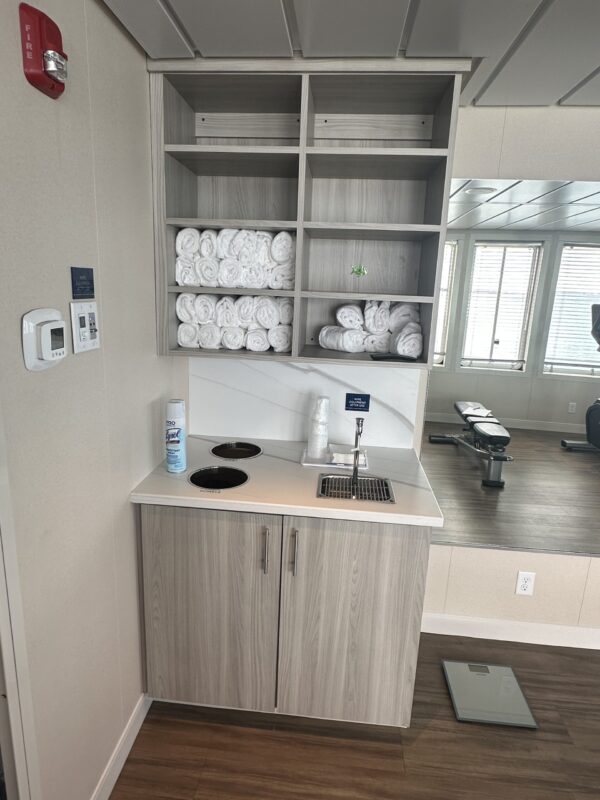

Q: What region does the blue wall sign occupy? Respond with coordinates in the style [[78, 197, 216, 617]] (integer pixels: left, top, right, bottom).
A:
[[345, 393, 371, 412], [70, 267, 95, 300]]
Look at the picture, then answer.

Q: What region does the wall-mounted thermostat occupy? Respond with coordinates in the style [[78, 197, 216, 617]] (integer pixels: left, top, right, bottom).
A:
[[70, 301, 100, 353], [22, 308, 67, 371]]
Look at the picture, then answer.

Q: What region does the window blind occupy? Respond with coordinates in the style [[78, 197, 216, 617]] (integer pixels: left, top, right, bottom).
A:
[[433, 241, 457, 365]]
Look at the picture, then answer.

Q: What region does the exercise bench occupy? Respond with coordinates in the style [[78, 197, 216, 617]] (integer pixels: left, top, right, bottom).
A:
[[429, 401, 513, 488]]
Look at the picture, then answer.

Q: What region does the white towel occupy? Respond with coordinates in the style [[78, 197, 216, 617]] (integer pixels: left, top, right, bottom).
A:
[[218, 257, 244, 288], [271, 231, 295, 264], [245, 327, 270, 352], [177, 322, 199, 348], [175, 293, 197, 324], [222, 326, 245, 350], [242, 263, 269, 289], [268, 325, 292, 353], [268, 261, 294, 290], [194, 294, 217, 325], [336, 304, 364, 330], [235, 296, 257, 329], [175, 256, 199, 286], [175, 228, 200, 257], [255, 296, 281, 329], [389, 321, 423, 358], [364, 300, 390, 334], [319, 325, 365, 353], [231, 230, 258, 267], [365, 332, 391, 353], [198, 229, 218, 258], [198, 323, 222, 350], [216, 228, 239, 259], [277, 297, 294, 326], [215, 296, 239, 328], [255, 231, 274, 266], [389, 302, 420, 334], [196, 256, 219, 287]]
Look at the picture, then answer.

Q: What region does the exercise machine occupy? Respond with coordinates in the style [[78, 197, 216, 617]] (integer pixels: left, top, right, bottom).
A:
[[429, 401, 513, 488]]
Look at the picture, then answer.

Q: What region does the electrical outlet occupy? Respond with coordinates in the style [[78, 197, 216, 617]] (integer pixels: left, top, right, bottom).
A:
[[568, 402, 576, 414], [516, 571, 535, 596]]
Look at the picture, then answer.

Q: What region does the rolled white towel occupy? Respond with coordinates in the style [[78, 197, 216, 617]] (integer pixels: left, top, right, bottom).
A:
[[255, 296, 281, 329], [222, 326, 245, 350], [175, 293, 197, 324], [175, 256, 199, 286], [231, 230, 258, 267], [271, 231, 295, 264], [267, 325, 292, 353], [268, 260, 294, 290], [318, 325, 366, 354], [235, 295, 257, 329], [215, 296, 239, 328], [364, 300, 391, 334], [216, 228, 239, 259], [245, 327, 270, 352], [175, 228, 200, 257], [365, 332, 392, 353], [256, 231, 274, 266], [336, 304, 364, 330], [277, 297, 294, 326], [196, 256, 219, 287], [242, 263, 269, 289], [194, 294, 217, 325], [389, 321, 423, 359], [198, 323, 222, 350], [389, 302, 420, 334], [177, 322, 199, 348], [218, 257, 244, 288], [198, 229, 218, 258]]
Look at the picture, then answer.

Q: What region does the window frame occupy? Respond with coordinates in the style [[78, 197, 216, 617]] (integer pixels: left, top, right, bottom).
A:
[[432, 239, 460, 367]]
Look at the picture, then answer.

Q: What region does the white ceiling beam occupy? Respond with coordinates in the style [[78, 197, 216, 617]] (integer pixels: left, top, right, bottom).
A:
[[102, 0, 193, 58]]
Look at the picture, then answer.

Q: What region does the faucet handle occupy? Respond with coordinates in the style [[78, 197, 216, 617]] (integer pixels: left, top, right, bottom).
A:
[[356, 417, 364, 433]]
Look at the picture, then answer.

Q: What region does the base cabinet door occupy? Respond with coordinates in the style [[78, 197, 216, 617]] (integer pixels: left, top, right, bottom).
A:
[[141, 505, 282, 711], [277, 516, 430, 726]]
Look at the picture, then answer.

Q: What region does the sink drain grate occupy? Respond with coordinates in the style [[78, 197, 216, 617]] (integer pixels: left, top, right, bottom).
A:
[[318, 474, 395, 503]]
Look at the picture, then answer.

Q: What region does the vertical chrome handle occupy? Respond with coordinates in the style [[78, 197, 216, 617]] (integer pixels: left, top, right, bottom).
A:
[[263, 527, 270, 575], [292, 529, 299, 576]]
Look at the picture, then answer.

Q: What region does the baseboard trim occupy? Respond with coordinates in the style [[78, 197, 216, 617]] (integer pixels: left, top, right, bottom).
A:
[[422, 612, 600, 649], [425, 412, 586, 435], [90, 693, 151, 800]]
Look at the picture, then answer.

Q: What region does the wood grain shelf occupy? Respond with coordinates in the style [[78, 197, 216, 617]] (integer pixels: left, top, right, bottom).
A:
[[168, 286, 295, 297], [303, 222, 441, 241], [168, 347, 293, 361], [300, 291, 435, 303], [165, 147, 299, 177], [297, 346, 428, 368], [166, 218, 298, 231]]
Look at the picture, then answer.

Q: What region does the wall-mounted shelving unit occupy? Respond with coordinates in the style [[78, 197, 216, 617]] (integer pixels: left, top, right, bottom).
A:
[[152, 69, 460, 367]]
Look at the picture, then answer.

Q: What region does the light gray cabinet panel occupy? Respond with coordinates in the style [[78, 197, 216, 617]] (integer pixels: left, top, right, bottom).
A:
[[277, 516, 429, 726], [142, 505, 282, 711]]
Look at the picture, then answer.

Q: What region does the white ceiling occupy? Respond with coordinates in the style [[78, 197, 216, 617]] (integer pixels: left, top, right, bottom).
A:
[[103, 0, 600, 106], [449, 179, 600, 231]]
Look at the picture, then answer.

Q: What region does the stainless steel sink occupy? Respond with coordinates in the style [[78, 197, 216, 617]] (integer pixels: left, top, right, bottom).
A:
[[189, 466, 248, 490], [318, 473, 395, 503]]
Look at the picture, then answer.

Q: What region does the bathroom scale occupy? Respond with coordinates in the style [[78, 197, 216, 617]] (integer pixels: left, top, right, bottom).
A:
[[442, 660, 538, 729]]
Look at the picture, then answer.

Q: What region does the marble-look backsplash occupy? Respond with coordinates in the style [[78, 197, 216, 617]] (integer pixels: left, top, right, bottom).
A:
[[188, 359, 425, 448]]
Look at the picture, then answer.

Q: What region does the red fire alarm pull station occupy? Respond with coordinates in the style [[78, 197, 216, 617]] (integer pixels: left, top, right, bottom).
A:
[[19, 3, 68, 99]]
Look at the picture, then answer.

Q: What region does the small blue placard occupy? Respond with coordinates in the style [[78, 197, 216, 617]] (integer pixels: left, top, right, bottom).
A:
[[70, 267, 95, 300], [345, 393, 370, 412]]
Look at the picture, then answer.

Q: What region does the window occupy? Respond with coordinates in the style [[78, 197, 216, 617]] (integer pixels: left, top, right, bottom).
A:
[[461, 242, 541, 370], [544, 244, 600, 376], [433, 241, 458, 365]]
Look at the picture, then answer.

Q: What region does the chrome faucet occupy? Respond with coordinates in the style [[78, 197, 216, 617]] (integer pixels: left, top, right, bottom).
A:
[[351, 417, 364, 498]]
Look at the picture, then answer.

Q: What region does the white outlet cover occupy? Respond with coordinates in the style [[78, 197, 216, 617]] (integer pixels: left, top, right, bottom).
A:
[[516, 570, 535, 596]]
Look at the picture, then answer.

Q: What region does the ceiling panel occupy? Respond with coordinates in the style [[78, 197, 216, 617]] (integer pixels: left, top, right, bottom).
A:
[[531, 182, 600, 205], [293, 0, 409, 57], [476, 204, 562, 228], [170, 0, 292, 56], [508, 205, 599, 229], [562, 69, 600, 105], [450, 179, 470, 196], [447, 202, 481, 222], [450, 179, 519, 203], [488, 180, 570, 204], [477, 0, 600, 106], [102, 0, 193, 58], [448, 203, 520, 228], [557, 207, 600, 227]]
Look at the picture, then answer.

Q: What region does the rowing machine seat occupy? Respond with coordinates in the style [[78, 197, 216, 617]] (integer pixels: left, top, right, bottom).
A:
[[465, 415, 499, 427], [454, 401, 493, 420], [474, 422, 511, 448]]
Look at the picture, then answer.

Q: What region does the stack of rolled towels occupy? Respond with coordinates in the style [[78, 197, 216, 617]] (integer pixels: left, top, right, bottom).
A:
[[318, 300, 423, 358], [176, 294, 293, 353], [175, 227, 295, 290]]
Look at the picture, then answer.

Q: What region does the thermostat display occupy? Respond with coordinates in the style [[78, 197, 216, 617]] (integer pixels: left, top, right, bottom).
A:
[[22, 308, 67, 371]]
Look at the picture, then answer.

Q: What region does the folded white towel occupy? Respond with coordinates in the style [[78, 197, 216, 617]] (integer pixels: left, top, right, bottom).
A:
[[245, 327, 270, 352], [389, 321, 423, 358], [268, 261, 294, 290], [218, 257, 244, 288], [255, 296, 281, 329], [389, 302, 420, 334], [215, 296, 239, 328], [234, 296, 257, 329], [267, 325, 292, 353], [175, 228, 200, 257], [175, 293, 197, 324], [242, 263, 269, 289], [271, 231, 295, 264], [194, 294, 217, 325], [319, 325, 366, 353], [175, 256, 200, 286], [365, 332, 392, 353], [336, 304, 364, 330], [231, 230, 258, 267], [216, 229, 239, 259], [277, 297, 294, 326], [222, 326, 245, 350], [198, 322, 222, 350], [177, 322, 200, 348], [364, 300, 391, 334], [196, 256, 219, 287], [198, 229, 218, 258], [255, 231, 274, 266]]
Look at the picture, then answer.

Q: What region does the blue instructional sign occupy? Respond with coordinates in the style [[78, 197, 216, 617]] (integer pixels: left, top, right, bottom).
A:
[[70, 267, 95, 300], [345, 393, 371, 412]]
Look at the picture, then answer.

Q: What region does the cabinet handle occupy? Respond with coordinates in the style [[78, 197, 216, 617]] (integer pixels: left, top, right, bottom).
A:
[[263, 527, 270, 575], [292, 529, 299, 576]]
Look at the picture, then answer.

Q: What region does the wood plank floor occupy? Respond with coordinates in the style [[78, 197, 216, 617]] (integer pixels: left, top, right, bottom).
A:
[[422, 422, 600, 555], [110, 634, 600, 800]]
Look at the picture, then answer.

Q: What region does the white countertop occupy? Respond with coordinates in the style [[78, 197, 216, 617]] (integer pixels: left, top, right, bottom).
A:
[[131, 436, 443, 527]]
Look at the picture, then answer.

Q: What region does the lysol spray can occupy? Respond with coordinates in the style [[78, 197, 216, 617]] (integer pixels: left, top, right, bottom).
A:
[[165, 399, 186, 473]]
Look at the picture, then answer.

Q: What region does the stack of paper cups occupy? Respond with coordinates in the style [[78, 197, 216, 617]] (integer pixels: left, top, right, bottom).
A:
[[307, 396, 329, 460]]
